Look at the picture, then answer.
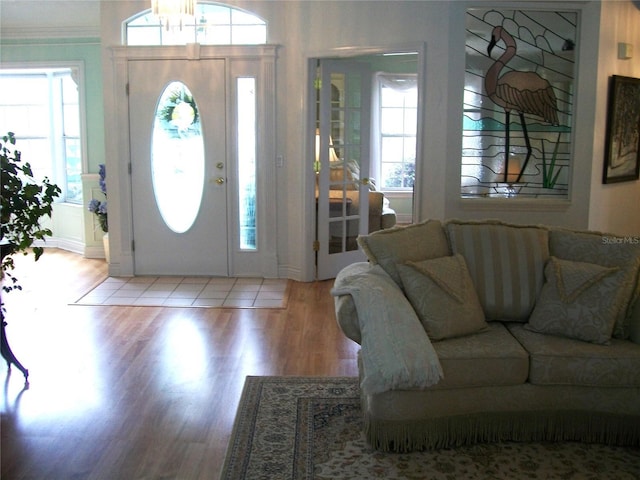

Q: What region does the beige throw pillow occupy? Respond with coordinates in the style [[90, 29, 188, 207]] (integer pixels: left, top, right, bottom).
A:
[[526, 257, 623, 345], [397, 254, 488, 341], [357, 219, 450, 287], [549, 228, 640, 339]]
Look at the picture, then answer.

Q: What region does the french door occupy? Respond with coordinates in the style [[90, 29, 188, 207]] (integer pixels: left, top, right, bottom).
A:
[[316, 60, 372, 280], [129, 59, 228, 276]]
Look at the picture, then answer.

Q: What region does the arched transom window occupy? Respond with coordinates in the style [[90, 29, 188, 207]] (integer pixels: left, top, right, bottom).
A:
[[125, 2, 267, 46]]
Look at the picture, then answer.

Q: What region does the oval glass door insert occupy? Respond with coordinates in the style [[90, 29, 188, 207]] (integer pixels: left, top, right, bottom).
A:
[[152, 81, 204, 233]]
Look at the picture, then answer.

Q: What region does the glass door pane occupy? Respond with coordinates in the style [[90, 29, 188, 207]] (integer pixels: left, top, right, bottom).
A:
[[151, 81, 205, 233], [316, 60, 371, 280]]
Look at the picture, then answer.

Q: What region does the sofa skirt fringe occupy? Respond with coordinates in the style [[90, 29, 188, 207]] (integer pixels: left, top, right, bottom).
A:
[[364, 411, 640, 452]]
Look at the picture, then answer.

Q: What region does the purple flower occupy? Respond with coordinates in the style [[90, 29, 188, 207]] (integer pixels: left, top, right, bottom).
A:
[[88, 164, 108, 232], [98, 164, 107, 195], [88, 198, 100, 213]]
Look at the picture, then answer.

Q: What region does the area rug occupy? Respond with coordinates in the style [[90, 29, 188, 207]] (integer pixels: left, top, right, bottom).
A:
[[221, 376, 640, 480]]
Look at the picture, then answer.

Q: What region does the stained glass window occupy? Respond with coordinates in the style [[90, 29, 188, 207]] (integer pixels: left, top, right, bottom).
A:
[[463, 9, 577, 198]]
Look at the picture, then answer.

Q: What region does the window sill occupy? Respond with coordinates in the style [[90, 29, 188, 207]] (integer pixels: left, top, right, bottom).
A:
[[458, 197, 572, 212]]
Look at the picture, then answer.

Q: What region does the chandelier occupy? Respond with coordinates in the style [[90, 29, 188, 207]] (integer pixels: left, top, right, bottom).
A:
[[151, 0, 196, 29]]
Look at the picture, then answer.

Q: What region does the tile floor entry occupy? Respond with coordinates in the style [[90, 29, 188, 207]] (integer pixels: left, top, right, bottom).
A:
[[73, 276, 290, 308]]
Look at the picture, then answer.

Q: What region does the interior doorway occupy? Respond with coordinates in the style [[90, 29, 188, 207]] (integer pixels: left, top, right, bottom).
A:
[[312, 50, 421, 280]]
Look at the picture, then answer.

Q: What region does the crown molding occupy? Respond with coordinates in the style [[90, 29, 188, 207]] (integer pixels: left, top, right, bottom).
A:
[[0, 25, 100, 40]]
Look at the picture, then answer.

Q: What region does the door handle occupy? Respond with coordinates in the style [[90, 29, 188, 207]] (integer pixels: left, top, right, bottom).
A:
[[212, 177, 225, 185]]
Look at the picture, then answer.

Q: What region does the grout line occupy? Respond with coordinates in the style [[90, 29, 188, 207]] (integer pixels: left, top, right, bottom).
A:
[[73, 276, 289, 308]]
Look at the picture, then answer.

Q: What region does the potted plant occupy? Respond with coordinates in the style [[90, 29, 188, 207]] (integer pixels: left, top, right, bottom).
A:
[[1, 132, 61, 381]]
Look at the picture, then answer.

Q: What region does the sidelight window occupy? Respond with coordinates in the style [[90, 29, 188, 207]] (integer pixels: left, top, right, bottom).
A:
[[237, 77, 257, 250]]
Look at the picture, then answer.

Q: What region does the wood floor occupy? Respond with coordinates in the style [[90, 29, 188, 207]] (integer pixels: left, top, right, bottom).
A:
[[0, 249, 359, 479]]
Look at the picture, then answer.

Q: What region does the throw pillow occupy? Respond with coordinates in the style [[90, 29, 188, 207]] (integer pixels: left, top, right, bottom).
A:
[[445, 220, 549, 321], [397, 254, 488, 341], [357, 219, 450, 287], [549, 228, 640, 339], [526, 257, 622, 345]]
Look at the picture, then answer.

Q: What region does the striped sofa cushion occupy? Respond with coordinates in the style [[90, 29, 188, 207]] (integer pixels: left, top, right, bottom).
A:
[[445, 220, 549, 321]]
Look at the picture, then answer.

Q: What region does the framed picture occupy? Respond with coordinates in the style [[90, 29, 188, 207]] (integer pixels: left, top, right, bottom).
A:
[[603, 75, 640, 184]]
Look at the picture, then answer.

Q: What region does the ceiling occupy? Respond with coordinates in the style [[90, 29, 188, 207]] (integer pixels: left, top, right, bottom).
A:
[[0, 1, 101, 37]]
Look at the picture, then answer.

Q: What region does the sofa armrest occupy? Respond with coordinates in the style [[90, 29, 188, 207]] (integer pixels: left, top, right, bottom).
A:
[[367, 191, 384, 233], [343, 191, 386, 233], [332, 262, 443, 395], [334, 295, 361, 344], [333, 263, 369, 344], [381, 209, 397, 230]]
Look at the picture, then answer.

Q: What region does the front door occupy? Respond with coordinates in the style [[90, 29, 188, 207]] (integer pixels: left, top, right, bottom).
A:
[[129, 59, 228, 276]]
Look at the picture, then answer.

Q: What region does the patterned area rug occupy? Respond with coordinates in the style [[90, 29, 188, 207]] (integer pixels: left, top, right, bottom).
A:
[[221, 376, 640, 480]]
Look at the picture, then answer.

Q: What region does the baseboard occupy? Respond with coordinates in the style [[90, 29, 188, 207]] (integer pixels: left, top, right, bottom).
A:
[[84, 244, 106, 259], [33, 238, 86, 256], [279, 264, 304, 282]]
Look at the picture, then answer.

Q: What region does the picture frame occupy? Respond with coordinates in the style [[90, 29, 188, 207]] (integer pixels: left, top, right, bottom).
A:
[[603, 75, 640, 184]]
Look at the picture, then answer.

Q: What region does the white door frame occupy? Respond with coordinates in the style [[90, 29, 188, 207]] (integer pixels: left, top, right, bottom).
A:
[[305, 44, 426, 280], [109, 45, 278, 278]]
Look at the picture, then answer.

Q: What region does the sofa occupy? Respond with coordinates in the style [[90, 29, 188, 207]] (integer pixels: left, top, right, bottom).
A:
[[323, 161, 396, 252], [332, 219, 640, 452], [328, 190, 396, 234]]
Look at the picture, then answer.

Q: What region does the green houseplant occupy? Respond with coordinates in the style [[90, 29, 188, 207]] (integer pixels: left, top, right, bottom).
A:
[[1, 132, 60, 380]]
